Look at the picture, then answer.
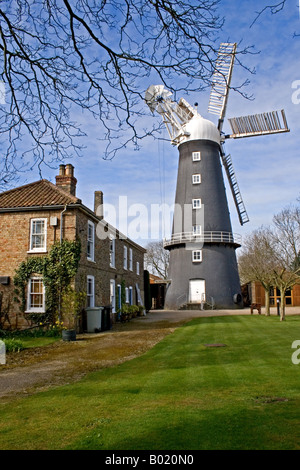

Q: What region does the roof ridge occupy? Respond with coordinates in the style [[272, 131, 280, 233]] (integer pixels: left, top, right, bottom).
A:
[[0, 179, 48, 197], [0, 178, 82, 209], [0, 179, 81, 203]]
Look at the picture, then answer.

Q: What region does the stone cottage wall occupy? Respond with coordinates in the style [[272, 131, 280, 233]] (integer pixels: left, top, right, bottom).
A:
[[75, 213, 145, 313]]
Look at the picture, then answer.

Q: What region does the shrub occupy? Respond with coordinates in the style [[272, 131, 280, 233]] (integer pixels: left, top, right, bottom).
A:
[[119, 304, 144, 322], [0, 323, 64, 339], [3, 338, 24, 353]]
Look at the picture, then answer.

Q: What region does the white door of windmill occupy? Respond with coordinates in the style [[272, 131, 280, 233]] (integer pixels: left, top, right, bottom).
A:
[[189, 280, 206, 303]]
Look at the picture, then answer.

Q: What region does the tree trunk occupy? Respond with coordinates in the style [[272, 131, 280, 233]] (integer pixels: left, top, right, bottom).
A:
[[264, 288, 270, 316], [280, 289, 286, 321]]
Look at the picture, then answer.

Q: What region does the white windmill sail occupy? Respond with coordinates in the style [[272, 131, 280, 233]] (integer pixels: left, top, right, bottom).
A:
[[220, 150, 249, 226], [207, 43, 249, 225], [208, 42, 237, 131], [227, 109, 289, 139]]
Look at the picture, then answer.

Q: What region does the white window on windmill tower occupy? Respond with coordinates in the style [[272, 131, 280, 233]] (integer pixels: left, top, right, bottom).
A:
[[192, 250, 202, 263], [192, 198, 202, 209], [192, 174, 201, 184], [193, 225, 202, 236], [192, 151, 201, 161]]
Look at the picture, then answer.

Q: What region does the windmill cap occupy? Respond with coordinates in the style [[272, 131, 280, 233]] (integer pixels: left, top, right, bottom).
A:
[[179, 114, 220, 146]]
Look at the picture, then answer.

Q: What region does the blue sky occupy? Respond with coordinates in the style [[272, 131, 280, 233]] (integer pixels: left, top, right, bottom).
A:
[[23, 0, 300, 249]]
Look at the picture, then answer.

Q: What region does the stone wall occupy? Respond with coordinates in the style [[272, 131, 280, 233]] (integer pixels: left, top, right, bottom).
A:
[[75, 212, 145, 312], [0, 208, 77, 329]]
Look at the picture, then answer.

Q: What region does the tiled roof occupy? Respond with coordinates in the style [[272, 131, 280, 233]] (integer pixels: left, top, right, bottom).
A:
[[0, 179, 81, 209], [149, 273, 166, 283]]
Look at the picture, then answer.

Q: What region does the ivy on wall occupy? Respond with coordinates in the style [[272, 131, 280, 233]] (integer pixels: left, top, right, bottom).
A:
[[14, 240, 81, 323]]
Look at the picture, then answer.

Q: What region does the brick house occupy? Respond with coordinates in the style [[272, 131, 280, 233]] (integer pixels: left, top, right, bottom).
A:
[[0, 164, 146, 330]]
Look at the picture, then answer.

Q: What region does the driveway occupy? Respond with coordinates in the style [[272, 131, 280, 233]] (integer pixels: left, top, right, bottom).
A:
[[0, 307, 299, 401]]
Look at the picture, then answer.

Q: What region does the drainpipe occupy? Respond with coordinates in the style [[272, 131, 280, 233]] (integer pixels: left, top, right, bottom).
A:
[[58, 205, 68, 321]]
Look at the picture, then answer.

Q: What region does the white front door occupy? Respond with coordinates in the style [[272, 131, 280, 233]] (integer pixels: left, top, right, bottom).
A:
[[189, 280, 206, 303]]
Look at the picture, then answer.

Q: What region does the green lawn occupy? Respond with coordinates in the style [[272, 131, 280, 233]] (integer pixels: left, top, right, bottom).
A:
[[0, 315, 299, 450], [17, 336, 59, 349]]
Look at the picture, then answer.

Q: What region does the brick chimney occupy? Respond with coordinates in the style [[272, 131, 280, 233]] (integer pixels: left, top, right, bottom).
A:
[[94, 191, 103, 219], [55, 164, 77, 196]]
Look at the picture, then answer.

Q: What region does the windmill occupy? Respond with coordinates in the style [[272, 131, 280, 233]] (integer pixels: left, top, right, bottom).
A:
[[145, 43, 289, 309]]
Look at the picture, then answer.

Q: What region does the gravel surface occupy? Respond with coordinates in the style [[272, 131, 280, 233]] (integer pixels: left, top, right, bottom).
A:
[[0, 310, 200, 401]]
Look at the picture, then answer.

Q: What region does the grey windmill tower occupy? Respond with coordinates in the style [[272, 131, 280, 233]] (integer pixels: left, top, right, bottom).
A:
[[145, 43, 289, 309]]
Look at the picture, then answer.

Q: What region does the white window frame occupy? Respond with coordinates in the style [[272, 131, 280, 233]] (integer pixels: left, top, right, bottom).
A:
[[193, 225, 202, 236], [129, 286, 133, 305], [87, 221, 95, 262], [117, 284, 122, 311], [29, 218, 47, 253], [125, 287, 129, 303], [192, 151, 201, 161], [129, 248, 133, 271], [110, 279, 116, 313], [26, 277, 45, 313], [110, 237, 115, 268], [192, 250, 202, 263], [123, 246, 128, 270], [136, 261, 140, 276], [136, 283, 143, 305], [87, 275, 95, 307], [192, 198, 202, 209], [192, 174, 201, 184]]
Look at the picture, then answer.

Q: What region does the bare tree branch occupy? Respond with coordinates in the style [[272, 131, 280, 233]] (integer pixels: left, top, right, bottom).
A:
[[0, 0, 253, 187], [250, 1, 287, 28], [238, 203, 300, 320], [144, 240, 169, 279]]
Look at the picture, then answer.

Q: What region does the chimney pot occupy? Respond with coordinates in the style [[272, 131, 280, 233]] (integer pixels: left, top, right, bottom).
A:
[[59, 164, 65, 176], [65, 164, 74, 177]]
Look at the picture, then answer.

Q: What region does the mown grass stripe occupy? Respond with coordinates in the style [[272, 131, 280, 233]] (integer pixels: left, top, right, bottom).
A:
[[0, 315, 299, 450]]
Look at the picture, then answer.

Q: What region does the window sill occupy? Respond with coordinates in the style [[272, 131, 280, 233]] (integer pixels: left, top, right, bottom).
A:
[[27, 250, 47, 254], [25, 310, 45, 314]]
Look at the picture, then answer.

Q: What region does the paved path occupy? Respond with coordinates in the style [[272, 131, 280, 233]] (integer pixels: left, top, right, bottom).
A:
[[136, 306, 300, 323]]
